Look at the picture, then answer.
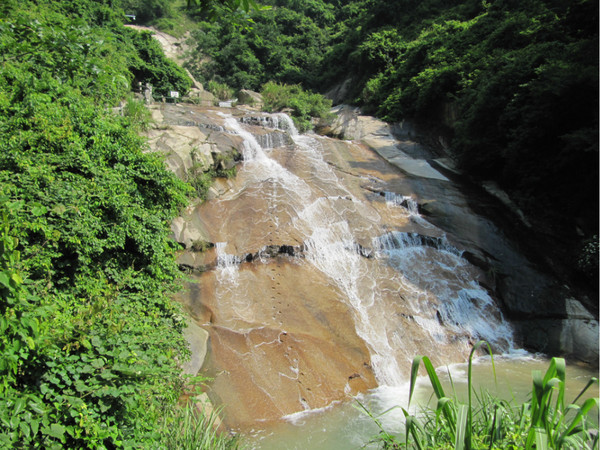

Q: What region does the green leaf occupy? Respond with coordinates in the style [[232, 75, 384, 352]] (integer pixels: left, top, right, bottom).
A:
[[91, 358, 104, 369], [45, 423, 66, 440], [455, 404, 468, 450], [10, 272, 22, 286], [31, 205, 48, 217], [30, 419, 40, 437], [28, 401, 45, 415], [91, 335, 101, 347], [534, 427, 549, 450], [74, 380, 88, 393], [13, 398, 26, 416], [0, 272, 11, 288], [25, 336, 35, 350], [19, 420, 31, 439], [52, 204, 67, 215]]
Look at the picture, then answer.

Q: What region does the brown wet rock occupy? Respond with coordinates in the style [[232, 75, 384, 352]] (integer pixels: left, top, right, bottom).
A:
[[178, 260, 377, 430]]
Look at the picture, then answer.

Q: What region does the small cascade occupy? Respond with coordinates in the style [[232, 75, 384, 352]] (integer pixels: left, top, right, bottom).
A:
[[253, 131, 292, 149], [218, 98, 237, 108], [383, 191, 435, 229], [220, 114, 312, 201], [384, 192, 419, 216], [215, 242, 240, 281], [240, 113, 299, 136], [376, 231, 462, 257], [221, 115, 264, 162], [374, 231, 515, 352], [273, 113, 299, 136]]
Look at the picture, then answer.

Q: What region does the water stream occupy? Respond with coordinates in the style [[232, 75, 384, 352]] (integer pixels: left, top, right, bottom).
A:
[[175, 110, 595, 445]]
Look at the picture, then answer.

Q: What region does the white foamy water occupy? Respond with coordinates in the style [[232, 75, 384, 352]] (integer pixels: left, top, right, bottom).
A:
[[198, 111, 600, 450], [222, 115, 312, 201], [375, 231, 515, 352], [214, 111, 517, 408], [215, 241, 240, 282]]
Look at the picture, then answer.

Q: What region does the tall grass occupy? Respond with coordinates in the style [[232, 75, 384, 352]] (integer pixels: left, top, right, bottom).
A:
[[160, 401, 241, 449], [361, 342, 599, 449]]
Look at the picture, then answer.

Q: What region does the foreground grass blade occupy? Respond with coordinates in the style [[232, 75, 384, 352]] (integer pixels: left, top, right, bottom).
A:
[[455, 404, 468, 450], [559, 397, 600, 445], [409, 355, 446, 407]]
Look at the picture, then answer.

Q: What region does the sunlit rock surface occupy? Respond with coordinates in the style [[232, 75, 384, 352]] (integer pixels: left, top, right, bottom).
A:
[[150, 102, 596, 432]]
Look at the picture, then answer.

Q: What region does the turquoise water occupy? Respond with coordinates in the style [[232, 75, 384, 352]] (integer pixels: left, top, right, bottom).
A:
[[244, 354, 599, 449]]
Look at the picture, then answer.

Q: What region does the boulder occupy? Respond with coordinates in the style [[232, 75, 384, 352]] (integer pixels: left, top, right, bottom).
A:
[[186, 88, 216, 106], [518, 298, 599, 365], [181, 319, 210, 376], [237, 89, 263, 109]]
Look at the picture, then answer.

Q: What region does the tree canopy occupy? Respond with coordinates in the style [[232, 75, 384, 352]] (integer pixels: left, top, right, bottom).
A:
[[184, 0, 598, 283], [0, 1, 198, 446]]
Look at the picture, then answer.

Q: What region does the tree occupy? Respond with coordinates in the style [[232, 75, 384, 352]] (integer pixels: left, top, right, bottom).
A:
[[187, 0, 270, 23]]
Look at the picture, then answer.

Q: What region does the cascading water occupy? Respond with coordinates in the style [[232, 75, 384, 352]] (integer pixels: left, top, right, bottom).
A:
[[215, 242, 241, 280], [374, 231, 514, 351], [184, 109, 525, 441], [171, 107, 600, 449], [216, 112, 515, 385]]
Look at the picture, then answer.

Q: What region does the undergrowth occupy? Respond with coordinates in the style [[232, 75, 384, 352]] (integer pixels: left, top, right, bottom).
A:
[[361, 342, 599, 449]]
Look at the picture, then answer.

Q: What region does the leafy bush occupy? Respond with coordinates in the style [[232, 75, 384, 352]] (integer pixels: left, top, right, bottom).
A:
[[117, 0, 173, 24], [185, 2, 329, 91], [122, 95, 153, 131], [207, 80, 235, 100], [119, 27, 194, 98], [0, 1, 209, 447], [261, 81, 333, 132]]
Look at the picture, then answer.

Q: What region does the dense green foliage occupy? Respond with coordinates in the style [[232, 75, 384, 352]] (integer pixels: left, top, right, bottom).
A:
[[186, 0, 333, 90], [207, 80, 236, 100], [185, 0, 598, 284], [261, 82, 333, 131], [362, 344, 599, 449], [0, 0, 234, 447]]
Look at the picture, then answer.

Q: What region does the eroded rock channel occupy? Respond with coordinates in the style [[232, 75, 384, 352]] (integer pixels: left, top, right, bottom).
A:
[[144, 103, 598, 432]]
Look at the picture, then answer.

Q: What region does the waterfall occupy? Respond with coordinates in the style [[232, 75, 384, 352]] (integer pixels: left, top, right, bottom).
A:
[[375, 231, 515, 352], [376, 231, 462, 257], [239, 113, 299, 136], [212, 111, 516, 391]]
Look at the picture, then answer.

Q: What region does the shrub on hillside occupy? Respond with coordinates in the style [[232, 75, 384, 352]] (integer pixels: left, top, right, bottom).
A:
[[261, 81, 333, 132]]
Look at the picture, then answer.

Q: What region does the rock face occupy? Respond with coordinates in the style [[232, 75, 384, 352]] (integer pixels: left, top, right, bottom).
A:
[[325, 105, 598, 365], [143, 96, 596, 435], [181, 319, 210, 376], [325, 78, 355, 105], [170, 108, 529, 432], [175, 261, 377, 430], [237, 89, 263, 109], [325, 105, 449, 181], [142, 104, 245, 247]]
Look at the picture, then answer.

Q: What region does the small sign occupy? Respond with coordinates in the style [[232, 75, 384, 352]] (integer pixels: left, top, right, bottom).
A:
[[169, 91, 179, 98]]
